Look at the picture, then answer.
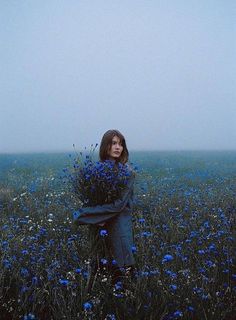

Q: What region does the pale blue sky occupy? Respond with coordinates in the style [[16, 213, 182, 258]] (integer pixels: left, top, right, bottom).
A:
[[1, 0, 235, 153]]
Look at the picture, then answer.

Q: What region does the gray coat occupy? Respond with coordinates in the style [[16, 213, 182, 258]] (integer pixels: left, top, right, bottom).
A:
[[74, 172, 135, 267]]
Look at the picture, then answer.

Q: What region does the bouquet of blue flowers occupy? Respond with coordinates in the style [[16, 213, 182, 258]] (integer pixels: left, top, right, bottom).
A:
[[69, 146, 132, 206]]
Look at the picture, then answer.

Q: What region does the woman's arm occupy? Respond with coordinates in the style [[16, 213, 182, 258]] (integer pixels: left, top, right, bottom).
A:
[[73, 172, 135, 225]]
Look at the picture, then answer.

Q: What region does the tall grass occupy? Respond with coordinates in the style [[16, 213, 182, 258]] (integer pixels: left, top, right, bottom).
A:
[[0, 151, 235, 319]]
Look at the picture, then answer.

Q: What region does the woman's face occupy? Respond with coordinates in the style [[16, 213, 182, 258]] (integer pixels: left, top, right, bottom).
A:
[[107, 135, 123, 160]]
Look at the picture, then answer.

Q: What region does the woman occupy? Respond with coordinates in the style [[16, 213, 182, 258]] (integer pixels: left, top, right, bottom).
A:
[[73, 129, 136, 291]]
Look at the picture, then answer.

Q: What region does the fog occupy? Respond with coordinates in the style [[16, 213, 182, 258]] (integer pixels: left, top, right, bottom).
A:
[[1, 0, 235, 153]]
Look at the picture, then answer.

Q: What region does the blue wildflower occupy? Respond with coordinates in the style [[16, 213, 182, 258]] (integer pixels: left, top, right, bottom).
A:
[[205, 260, 214, 267], [100, 229, 108, 236], [222, 269, 229, 273], [20, 285, 29, 293], [100, 258, 108, 265], [162, 254, 174, 263], [190, 230, 198, 238], [208, 243, 216, 251], [203, 221, 210, 228], [21, 267, 29, 278], [82, 270, 88, 279], [106, 314, 116, 320], [2, 240, 8, 249], [31, 276, 38, 285], [3, 259, 11, 269], [165, 270, 177, 278], [141, 231, 152, 237], [187, 306, 195, 312], [75, 268, 82, 274], [198, 249, 205, 255], [173, 310, 183, 317], [83, 301, 92, 311], [23, 313, 36, 320], [59, 279, 69, 285], [114, 281, 123, 290], [112, 259, 117, 265], [39, 228, 47, 235], [73, 209, 83, 221], [169, 284, 178, 291]]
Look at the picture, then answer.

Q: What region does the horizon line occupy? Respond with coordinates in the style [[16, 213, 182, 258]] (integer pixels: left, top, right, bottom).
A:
[[0, 148, 236, 155]]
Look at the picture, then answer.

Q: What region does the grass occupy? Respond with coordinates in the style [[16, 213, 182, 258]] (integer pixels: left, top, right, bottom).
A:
[[0, 151, 235, 319]]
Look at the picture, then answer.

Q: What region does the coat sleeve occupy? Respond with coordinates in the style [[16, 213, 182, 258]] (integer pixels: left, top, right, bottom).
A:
[[73, 172, 135, 225]]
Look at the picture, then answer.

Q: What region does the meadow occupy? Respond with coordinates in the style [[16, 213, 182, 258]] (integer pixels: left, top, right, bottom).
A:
[[0, 150, 235, 320]]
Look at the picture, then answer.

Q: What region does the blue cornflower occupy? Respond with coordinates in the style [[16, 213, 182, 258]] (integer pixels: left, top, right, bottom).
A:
[[114, 281, 123, 290], [100, 258, 108, 265], [75, 268, 82, 274], [187, 306, 194, 312], [198, 267, 206, 274], [198, 249, 205, 255], [190, 230, 198, 238], [59, 279, 69, 285], [173, 310, 183, 317], [73, 210, 82, 220], [106, 314, 116, 320], [82, 270, 88, 279], [165, 270, 177, 278], [21, 267, 29, 278], [162, 254, 174, 263], [205, 260, 214, 267], [113, 292, 124, 298], [3, 259, 11, 269], [162, 224, 170, 231], [100, 229, 108, 236], [150, 269, 159, 275], [185, 239, 191, 244], [141, 231, 152, 237], [83, 301, 92, 311], [31, 276, 38, 285], [222, 269, 229, 273], [193, 287, 203, 294], [20, 285, 29, 293], [2, 240, 8, 248], [208, 243, 216, 251], [203, 221, 210, 228], [131, 245, 137, 253], [23, 313, 36, 320], [169, 284, 177, 291], [67, 236, 76, 244], [39, 228, 47, 235]]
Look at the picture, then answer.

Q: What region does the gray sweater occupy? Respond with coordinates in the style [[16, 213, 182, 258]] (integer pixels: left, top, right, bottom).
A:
[[74, 172, 135, 267]]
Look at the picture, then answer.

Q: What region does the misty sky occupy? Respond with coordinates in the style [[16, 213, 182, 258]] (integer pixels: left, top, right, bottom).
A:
[[0, 0, 235, 153]]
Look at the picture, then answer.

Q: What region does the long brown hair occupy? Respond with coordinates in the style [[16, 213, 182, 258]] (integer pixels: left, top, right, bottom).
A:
[[99, 129, 129, 164]]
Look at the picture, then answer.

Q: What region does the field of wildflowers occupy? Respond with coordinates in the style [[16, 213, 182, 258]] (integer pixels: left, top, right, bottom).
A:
[[0, 151, 235, 319]]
